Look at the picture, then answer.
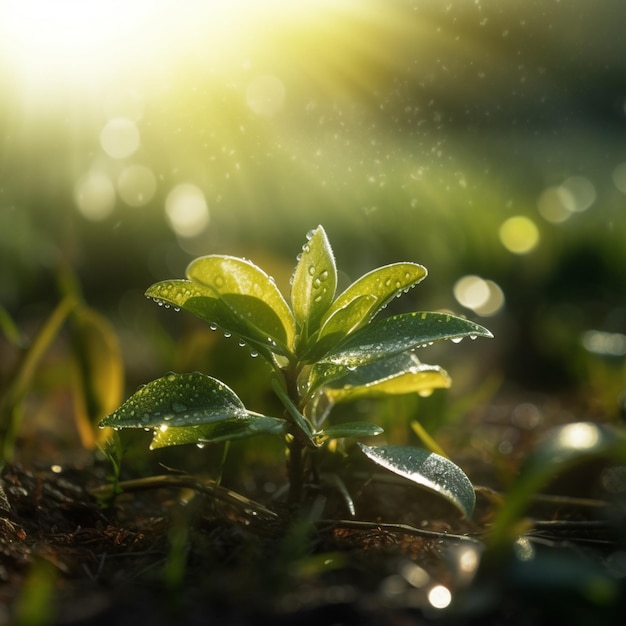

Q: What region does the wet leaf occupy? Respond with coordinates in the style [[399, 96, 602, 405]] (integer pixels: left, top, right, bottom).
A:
[[291, 225, 337, 342], [304, 295, 377, 361], [187, 255, 295, 350], [146, 279, 290, 359], [316, 422, 384, 441], [358, 444, 476, 518], [99, 372, 249, 429], [324, 353, 451, 402], [319, 262, 427, 337], [490, 422, 626, 546], [303, 361, 350, 396], [150, 415, 287, 449], [319, 311, 492, 368]]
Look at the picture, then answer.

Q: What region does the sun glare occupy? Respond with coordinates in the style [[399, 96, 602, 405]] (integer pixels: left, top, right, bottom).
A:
[[0, 0, 161, 89]]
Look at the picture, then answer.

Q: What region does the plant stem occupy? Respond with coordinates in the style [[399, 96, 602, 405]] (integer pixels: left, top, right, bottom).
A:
[[280, 365, 312, 507]]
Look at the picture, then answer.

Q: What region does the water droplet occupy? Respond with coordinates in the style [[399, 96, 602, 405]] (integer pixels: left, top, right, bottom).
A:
[[224, 331, 232, 338], [174, 307, 181, 312], [305, 228, 316, 240], [250, 350, 259, 358], [470, 334, 477, 340], [302, 243, 311, 253], [238, 339, 246, 347], [141, 413, 150, 422], [451, 337, 463, 344], [308, 264, 316, 276], [209, 323, 218, 331], [196, 443, 205, 449], [172, 402, 188, 412], [214, 275, 225, 288], [166, 373, 176, 381]]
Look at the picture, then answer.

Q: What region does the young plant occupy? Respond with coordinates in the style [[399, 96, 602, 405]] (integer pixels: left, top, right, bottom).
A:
[[100, 226, 492, 517]]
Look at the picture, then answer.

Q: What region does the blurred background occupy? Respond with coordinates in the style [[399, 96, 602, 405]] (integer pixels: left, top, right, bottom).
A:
[[1, 0, 625, 456]]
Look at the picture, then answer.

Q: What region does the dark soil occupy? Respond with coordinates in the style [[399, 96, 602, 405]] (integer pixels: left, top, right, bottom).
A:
[[2, 393, 625, 625]]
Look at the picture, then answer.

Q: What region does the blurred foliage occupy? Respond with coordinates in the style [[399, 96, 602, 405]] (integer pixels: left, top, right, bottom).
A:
[[0, 0, 625, 472]]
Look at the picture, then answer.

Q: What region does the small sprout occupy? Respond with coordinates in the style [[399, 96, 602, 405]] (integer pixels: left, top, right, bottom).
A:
[[101, 226, 492, 515]]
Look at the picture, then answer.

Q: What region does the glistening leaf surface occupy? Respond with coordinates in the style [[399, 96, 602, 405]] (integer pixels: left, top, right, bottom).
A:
[[320, 311, 492, 368], [291, 226, 337, 341], [324, 353, 451, 402], [99, 372, 248, 429], [358, 444, 476, 519], [150, 415, 288, 449], [187, 255, 296, 351], [146, 280, 290, 359], [319, 262, 427, 338], [316, 422, 384, 441]]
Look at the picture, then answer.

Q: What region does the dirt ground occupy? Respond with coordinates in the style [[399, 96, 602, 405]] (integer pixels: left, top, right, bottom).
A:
[[1, 392, 625, 625]]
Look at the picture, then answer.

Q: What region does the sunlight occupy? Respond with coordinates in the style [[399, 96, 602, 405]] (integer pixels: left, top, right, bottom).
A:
[[0, 0, 161, 89]]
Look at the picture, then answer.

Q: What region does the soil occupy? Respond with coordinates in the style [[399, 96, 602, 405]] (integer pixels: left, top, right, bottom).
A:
[[1, 393, 625, 625]]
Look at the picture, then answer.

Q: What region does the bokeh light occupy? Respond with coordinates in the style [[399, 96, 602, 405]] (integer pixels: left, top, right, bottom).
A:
[[100, 118, 140, 160], [453, 275, 505, 316], [164, 184, 210, 238], [537, 176, 596, 224], [499, 216, 540, 254], [427, 585, 452, 609], [117, 165, 157, 208], [73, 171, 116, 221]]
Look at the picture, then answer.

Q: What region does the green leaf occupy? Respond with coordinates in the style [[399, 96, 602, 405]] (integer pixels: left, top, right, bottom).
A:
[[302, 362, 351, 396], [303, 295, 377, 361], [99, 372, 248, 429], [320, 311, 492, 369], [323, 353, 451, 402], [319, 262, 427, 338], [146, 279, 290, 359], [290, 226, 337, 342], [187, 255, 296, 351], [490, 422, 626, 546], [317, 422, 384, 441], [358, 444, 476, 518], [150, 415, 288, 449]]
